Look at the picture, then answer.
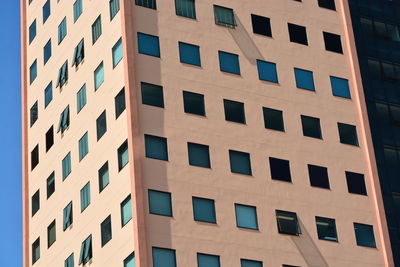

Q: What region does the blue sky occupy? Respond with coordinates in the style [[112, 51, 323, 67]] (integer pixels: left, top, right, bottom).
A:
[[0, 1, 22, 266]]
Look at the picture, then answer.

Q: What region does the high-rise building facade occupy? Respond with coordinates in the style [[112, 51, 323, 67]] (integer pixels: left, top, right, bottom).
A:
[[20, 0, 396, 267]]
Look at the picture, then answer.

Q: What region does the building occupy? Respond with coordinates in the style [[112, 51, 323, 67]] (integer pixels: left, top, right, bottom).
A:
[[20, 0, 396, 267]]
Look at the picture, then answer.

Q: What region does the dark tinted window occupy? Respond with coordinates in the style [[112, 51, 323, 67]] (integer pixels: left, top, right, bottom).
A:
[[141, 82, 164, 108], [301, 115, 322, 139], [224, 99, 245, 124], [338, 123, 359, 146], [45, 126, 54, 152], [188, 142, 211, 168], [318, 0, 336, 10], [346, 171, 367, 195], [229, 150, 252, 175], [354, 223, 376, 248], [31, 145, 39, 170], [269, 157, 291, 182], [263, 107, 284, 131], [276, 210, 301, 235], [308, 164, 330, 189], [251, 14, 272, 37], [323, 32, 343, 54], [288, 23, 308, 45], [316, 216, 338, 242], [183, 91, 205, 116], [145, 135, 168, 161]]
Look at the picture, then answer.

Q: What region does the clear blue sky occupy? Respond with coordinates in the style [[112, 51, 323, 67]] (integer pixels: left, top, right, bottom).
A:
[[0, 1, 22, 266]]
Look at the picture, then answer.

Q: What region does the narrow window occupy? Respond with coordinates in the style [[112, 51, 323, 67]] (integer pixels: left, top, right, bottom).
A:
[[44, 82, 53, 108], [47, 220, 56, 248], [235, 204, 258, 230], [308, 164, 330, 189], [78, 132, 89, 161], [78, 235, 92, 265], [45, 126, 54, 152], [175, 0, 196, 19], [148, 189, 173, 216], [58, 17, 67, 44], [56, 60, 68, 88], [30, 101, 38, 127], [192, 197, 216, 223], [251, 14, 272, 37], [71, 39, 85, 67], [152, 247, 176, 267], [31, 145, 39, 170], [318, 0, 336, 10], [32, 190, 40, 217], [98, 162, 109, 192], [323, 32, 343, 54], [288, 23, 308, 45], [30, 60, 37, 84], [110, 0, 120, 20], [197, 253, 220, 267], [144, 134, 168, 161], [80, 182, 91, 212], [301, 115, 322, 139], [46, 172, 55, 199], [188, 142, 211, 168], [29, 20, 36, 44], [316, 216, 338, 242], [241, 259, 263, 267], [115, 88, 126, 118], [346, 171, 367, 195], [137, 32, 160, 57], [57, 106, 70, 134], [229, 150, 252, 175], [294, 68, 315, 91], [214, 5, 236, 28], [44, 39, 52, 65], [224, 99, 245, 124], [218, 51, 240, 75], [269, 157, 292, 182], [121, 195, 132, 226], [263, 107, 284, 131], [257, 60, 278, 83], [141, 82, 164, 108], [32, 238, 40, 264], [354, 223, 376, 248], [101, 215, 112, 246], [276, 210, 301, 235], [96, 111, 107, 140], [77, 84, 87, 113], [63, 202, 73, 230], [118, 140, 129, 170], [330, 76, 351, 99], [92, 16, 102, 44], [124, 253, 135, 267], [179, 42, 201, 66], [183, 91, 205, 116], [65, 254, 74, 267], [112, 38, 123, 67], [135, 0, 157, 9], [62, 152, 71, 180], [338, 122, 359, 146], [73, 0, 83, 22], [94, 62, 104, 90], [43, 0, 51, 23]]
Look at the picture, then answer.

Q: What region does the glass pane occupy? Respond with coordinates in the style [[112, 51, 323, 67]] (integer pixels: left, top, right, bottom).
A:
[[257, 60, 278, 83], [183, 91, 205, 116], [235, 204, 258, 229], [214, 5, 235, 27], [141, 82, 164, 108], [94, 63, 104, 90], [218, 51, 240, 74], [330, 76, 351, 99], [263, 107, 284, 131], [241, 259, 262, 267], [179, 42, 201, 66], [149, 190, 172, 216], [269, 157, 291, 182], [152, 247, 176, 267], [193, 197, 216, 223], [112, 38, 123, 67], [316, 217, 338, 242], [198, 253, 220, 267], [276, 210, 300, 235], [294, 68, 314, 91], [224, 99, 245, 123], [145, 135, 168, 161], [121, 196, 132, 226], [354, 223, 376, 248], [138, 33, 160, 57], [175, 0, 196, 19], [229, 150, 252, 175], [188, 143, 211, 168]]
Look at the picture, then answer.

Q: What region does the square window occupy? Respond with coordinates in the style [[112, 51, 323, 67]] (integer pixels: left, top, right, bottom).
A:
[[354, 223, 376, 248], [101, 215, 112, 246], [118, 140, 129, 170], [330, 76, 351, 99], [47, 220, 56, 248], [124, 253, 135, 267], [31, 145, 39, 170], [46, 172, 55, 199], [276, 210, 301, 235], [77, 84, 87, 113], [58, 17, 67, 44], [235, 204, 258, 230], [110, 0, 120, 20], [121, 195, 132, 226], [218, 51, 240, 75], [152, 247, 176, 267], [308, 164, 330, 189], [92, 16, 102, 44], [294, 68, 315, 91], [72, 39, 84, 67], [115, 88, 126, 118], [29, 20, 36, 44], [338, 123, 359, 146], [301, 115, 322, 139], [183, 91, 205, 116], [192, 197, 216, 223], [269, 157, 291, 182], [96, 111, 107, 140], [257, 60, 278, 83], [323, 32, 343, 54], [30, 101, 38, 127], [229, 150, 252, 175], [80, 182, 91, 212], [316, 216, 338, 242], [251, 14, 272, 37], [65, 254, 74, 267], [32, 238, 40, 264], [98, 162, 109, 192], [179, 42, 201, 66], [224, 99, 245, 124], [63, 202, 73, 230], [197, 253, 220, 267], [94, 62, 104, 90], [112, 38, 123, 67], [73, 0, 83, 22], [44, 82, 53, 108], [141, 82, 164, 108], [148, 190, 173, 217], [79, 235, 92, 265], [318, 0, 336, 10], [44, 39, 52, 65], [138, 32, 160, 57], [30, 60, 37, 84], [188, 142, 211, 168], [43, 0, 50, 23], [136, 0, 157, 9], [214, 5, 236, 28], [32, 190, 40, 217], [288, 23, 308, 45], [144, 134, 168, 161], [78, 132, 89, 161], [241, 259, 263, 267], [263, 107, 284, 131], [346, 171, 367, 195], [45, 126, 54, 152], [62, 152, 71, 180], [175, 0, 196, 19]]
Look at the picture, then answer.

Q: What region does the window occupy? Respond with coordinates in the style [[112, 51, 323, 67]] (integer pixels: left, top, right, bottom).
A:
[[294, 68, 315, 91], [80, 182, 91, 212], [44, 82, 52, 108], [94, 62, 104, 90], [235, 204, 258, 230], [214, 5, 236, 28], [318, 0, 336, 10], [110, 0, 120, 20], [137, 32, 160, 57], [46, 172, 55, 198], [30, 101, 38, 127], [149, 190, 172, 216], [78, 132, 89, 161], [179, 42, 201, 66], [58, 106, 70, 134], [29, 20, 36, 44], [224, 99, 245, 123], [218, 51, 240, 75], [367, 58, 400, 81], [124, 253, 135, 267], [192, 197, 216, 223], [338, 123, 359, 146], [98, 162, 109, 192], [288, 23, 308, 45], [47, 220, 56, 248], [121, 195, 132, 226], [376, 102, 400, 125], [62, 152, 71, 180], [65, 254, 74, 267], [354, 223, 376, 248], [383, 146, 400, 166], [251, 14, 272, 37], [276, 210, 301, 235], [136, 0, 157, 9], [112, 38, 123, 67], [175, 0, 196, 19], [92, 16, 102, 44], [183, 91, 205, 116], [263, 107, 284, 131], [301, 115, 322, 139], [360, 17, 400, 42], [308, 164, 330, 189], [257, 60, 278, 83], [316, 216, 338, 242], [43, 0, 50, 23], [229, 150, 252, 175], [101, 215, 112, 246], [118, 140, 129, 170], [73, 0, 82, 22], [197, 253, 220, 267], [330, 76, 351, 99], [96, 111, 107, 140], [283, 265, 300, 267], [346, 171, 367, 195], [269, 157, 292, 182], [31, 145, 39, 170], [144, 134, 168, 161], [32, 238, 40, 264], [115, 88, 126, 118], [188, 142, 211, 168], [58, 17, 67, 44], [78, 235, 92, 265], [152, 247, 176, 267], [241, 259, 263, 267], [45, 126, 54, 152], [44, 39, 52, 64], [32, 190, 40, 217], [63, 202, 73, 230], [30, 60, 37, 84], [141, 82, 164, 108], [72, 39, 84, 67], [56, 60, 68, 88], [77, 84, 86, 113], [323, 32, 343, 54]]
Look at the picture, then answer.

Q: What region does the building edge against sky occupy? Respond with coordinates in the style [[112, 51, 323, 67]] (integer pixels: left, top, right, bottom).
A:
[[21, 0, 398, 266]]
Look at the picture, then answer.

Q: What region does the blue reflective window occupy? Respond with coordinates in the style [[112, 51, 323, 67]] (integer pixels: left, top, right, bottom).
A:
[[257, 59, 278, 83], [179, 42, 201, 66], [77, 84, 87, 113], [235, 204, 258, 230], [73, 0, 83, 22], [44, 82, 52, 108], [58, 17, 67, 44], [118, 140, 129, 170], [30, 60, 37, 84], [197, 253, 220, 267], [145, 134, 168, 161], [229, 150, 252, 175], [94, 62, 104, 90], [121, 195, 132, 226], [152, 247, 176, 267], [80, 182, 91, 212], [294, 68, 315, 91], [192, 197, 216, 223], [44, 39, 52, 65], [218, 51, 240, 74], [92, 16, 102, 44], [330, 76, 351, 99], [63, 202, 73, 230], [354, 223, 376, 248], [124, 252, 135, 267], [29, 20, 36, 44], [176, 0, 196, 19], [43, 0, 50, 23], [148, 190, 172, 217], [188, 143, 211, 168], [110, 0, 120, 20], [78, 132, 89, 161], [65, 253, 74, 267], [137, 32, 160, 57], [241, 259, 263, 267], [62, 152, 71, 180], [112, 38, 123, 67]]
